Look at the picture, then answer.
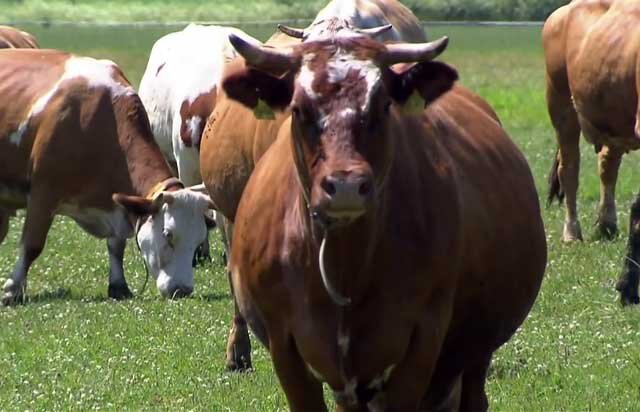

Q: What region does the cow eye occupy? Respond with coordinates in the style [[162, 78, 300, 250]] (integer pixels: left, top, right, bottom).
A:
[[162, 228, 174, 248], [384, 100, 392, 114]]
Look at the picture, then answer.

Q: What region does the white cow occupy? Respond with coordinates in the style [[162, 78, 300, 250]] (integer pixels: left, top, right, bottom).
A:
[[139, 23, 261, 187]]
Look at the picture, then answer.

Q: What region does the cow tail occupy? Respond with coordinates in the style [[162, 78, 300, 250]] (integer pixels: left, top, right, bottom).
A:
[[547, 146, 564, 206]]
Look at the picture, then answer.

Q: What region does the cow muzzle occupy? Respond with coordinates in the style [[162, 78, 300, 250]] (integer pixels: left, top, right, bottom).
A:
[[312, 171, 374, 228]]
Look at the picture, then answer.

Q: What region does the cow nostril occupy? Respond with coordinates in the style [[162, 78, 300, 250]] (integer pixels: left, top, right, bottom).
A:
[[359, 179, 372, 196], [321, 177, 337, 196]]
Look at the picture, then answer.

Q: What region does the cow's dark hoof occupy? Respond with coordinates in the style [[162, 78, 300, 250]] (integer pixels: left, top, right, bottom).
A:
[[2, 279, 25, 306], [108, 283, 133, 300], [616, 276, 640, 306], [225, 319, 252, 372], [593, 220, 618, 241]]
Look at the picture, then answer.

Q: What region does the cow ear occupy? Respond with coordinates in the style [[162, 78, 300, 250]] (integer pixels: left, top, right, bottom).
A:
[[223, 67, 294, 119], [385, 61, 458, 114], [113, 194, 158, 216]]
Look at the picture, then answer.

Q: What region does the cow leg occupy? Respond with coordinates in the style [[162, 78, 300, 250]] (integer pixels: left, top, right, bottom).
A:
[[222, 217, 253, 371], [458, 355, 492, 412], [0, 209, 10, 245], [2, 199, 54, 306], [270, 335, 327, 412], [616, 194, 640, 305], [106, 237, 133, 300], [595, 146, 622, 240], [546, 74, 582, 242]]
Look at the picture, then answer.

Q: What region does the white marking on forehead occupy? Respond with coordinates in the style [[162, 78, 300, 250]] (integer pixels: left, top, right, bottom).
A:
[[340, 108, 356, 119], [9, 56, 135, 146], [338, 332, 350, 356], [326, 53, 381, 111]]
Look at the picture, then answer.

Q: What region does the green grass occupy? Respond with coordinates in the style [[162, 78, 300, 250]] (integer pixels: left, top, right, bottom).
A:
[[2, 23, 640, 410]]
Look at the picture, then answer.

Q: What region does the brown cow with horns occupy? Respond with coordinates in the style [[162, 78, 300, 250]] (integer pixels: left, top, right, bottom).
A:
[[222, 23, 546, 411]]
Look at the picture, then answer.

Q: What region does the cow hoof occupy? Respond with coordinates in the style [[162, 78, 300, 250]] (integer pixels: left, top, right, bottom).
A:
[[594, 221, 618, 241], [225, 319, 252, 372], [108, 283, 133, 300], [562, 221, 583, 243], [616, 277, 640, 306], [2, 279, 25, 306], [192, 244, 211, 267]]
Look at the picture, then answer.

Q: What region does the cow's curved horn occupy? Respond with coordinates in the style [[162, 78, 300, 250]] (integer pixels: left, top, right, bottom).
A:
[[356, 24, 393, 38], [228, 33, 298, 71], [277, 24, 306, 39], [379, 36, 449, 65]]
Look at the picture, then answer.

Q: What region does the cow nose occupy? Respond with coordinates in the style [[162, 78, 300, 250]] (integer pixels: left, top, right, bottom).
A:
[[320, 173, 373, 216], [168, 285, 193, 299]]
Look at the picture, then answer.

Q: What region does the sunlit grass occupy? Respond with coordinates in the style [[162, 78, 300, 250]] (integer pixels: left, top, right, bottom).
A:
[[1, 24, 640, 410]]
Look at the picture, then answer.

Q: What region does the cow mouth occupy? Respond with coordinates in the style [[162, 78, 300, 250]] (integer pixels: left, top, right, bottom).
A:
[[311, 208, 365, 230]]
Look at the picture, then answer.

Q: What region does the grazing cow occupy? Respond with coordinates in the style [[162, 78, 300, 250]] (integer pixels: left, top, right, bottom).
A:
[[223, 27, 546, 411], [138, 24, 261, 263], [0, 25, 38, 49], [0, 49, 215, 305], [200, 0, 428, 371], [542, 1, 640, 305]]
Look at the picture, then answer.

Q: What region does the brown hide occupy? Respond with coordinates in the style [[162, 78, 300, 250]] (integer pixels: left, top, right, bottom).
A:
[[0, 26, 38, 49], [230, 82, 546, 410], [0, 49, 173, 213]]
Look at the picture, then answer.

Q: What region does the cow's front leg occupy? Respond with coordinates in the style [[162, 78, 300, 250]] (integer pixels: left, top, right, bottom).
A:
[[2, 199, 54, 305], [0, 209, 11, 245], [595, 145, 622, 240], [107, 237, 133, 300], [225, 268, 252, 371], [270, 335, 327, 412]]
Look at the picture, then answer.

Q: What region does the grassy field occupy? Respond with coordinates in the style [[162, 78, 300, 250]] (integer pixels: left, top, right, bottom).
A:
[[1, 22, 640, 411]]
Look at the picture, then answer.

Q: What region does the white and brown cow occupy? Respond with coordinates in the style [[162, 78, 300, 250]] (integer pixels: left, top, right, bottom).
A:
[[0, 25, 38, 49], [139, 23, 262, 186], [0, 49, 215, 304]]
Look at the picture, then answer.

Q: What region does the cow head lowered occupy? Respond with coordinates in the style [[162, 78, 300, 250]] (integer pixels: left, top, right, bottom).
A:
[[223, 30, 457, 229], [114, 187, 215, 298]]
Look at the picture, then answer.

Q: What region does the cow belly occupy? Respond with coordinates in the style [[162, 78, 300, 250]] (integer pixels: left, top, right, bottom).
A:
[[59, 204, 132, 239]]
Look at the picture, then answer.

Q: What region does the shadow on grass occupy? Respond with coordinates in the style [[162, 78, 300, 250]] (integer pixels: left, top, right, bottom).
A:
[[198, 292, 231, 302], [25, 288, 109, 304]]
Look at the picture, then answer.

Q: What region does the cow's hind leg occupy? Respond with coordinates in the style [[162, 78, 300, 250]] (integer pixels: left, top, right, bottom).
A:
[[546, 74, 582, 241], [2, 195, 54, 305], [616, 194, 640, 305], [107, 237, 133, 300], [595, 145, 622, 240], [222, 218, 252, 371]]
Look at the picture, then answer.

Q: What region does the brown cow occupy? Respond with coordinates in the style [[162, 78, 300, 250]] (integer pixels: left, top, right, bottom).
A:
[[542, 1, 640, 304], [544, 0, 640, 242], [201, 0, 429, 371], [0, 25, 38, 49], [0, 49, 215, 305], [222, 27, 546, 411]]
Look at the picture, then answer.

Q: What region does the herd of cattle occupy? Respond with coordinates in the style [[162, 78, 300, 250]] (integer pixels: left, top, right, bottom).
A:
[[0, 0, 639, 410]]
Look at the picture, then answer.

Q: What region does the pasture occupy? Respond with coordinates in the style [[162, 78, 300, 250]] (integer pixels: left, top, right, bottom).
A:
[[1, 22, 640, 410]]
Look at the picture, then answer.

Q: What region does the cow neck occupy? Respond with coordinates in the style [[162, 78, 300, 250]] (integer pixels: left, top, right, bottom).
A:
[[115, 95, 177, 197]]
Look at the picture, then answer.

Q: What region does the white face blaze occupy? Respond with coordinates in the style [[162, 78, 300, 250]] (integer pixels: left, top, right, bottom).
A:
[[135, 190, 211, 298]]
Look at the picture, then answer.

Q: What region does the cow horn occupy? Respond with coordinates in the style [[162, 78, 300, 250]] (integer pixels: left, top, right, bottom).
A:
[[228, 33, 298, 71], [277, 24, 306, 39], [356, 24, 393, 38], [379, 36, 449, 66]]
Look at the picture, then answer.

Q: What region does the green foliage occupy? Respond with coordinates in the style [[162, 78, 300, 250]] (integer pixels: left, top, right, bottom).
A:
[[1, 0, 571, 23], [1, 23, 640, 410]]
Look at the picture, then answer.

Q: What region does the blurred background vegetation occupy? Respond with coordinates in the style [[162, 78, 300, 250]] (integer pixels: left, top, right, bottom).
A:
[[0, 0, 570, 23]]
